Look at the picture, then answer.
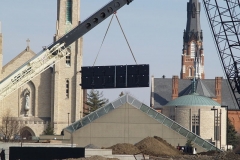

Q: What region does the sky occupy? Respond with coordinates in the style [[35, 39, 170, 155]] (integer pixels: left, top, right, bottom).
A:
[[0, 0, 225, 104]]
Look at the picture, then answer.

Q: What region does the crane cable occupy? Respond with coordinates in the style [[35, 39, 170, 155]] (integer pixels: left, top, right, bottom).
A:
[[93, 12, 138, 66], [93, 14, 115, 66], [115, 13, 138, 65]]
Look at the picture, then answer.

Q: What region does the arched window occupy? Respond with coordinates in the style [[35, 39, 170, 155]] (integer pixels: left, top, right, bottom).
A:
[[66, 0, 72, 23], [66, 79, 69, 98], [190, 42, 196, 58], [189, 67, 193, 77]]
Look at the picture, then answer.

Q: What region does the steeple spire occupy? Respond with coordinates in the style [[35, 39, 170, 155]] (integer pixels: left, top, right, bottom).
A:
[[184, 0, 202, 42], [181, 0, 205, 79]]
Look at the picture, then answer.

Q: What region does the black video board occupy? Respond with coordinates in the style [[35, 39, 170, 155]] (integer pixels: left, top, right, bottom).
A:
[[80, 64, 149, 89], [9, 147, 85, 160]]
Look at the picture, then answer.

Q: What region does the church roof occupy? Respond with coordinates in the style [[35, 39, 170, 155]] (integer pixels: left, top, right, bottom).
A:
[[197, 80, 215, 97], [165, 93, 221, 107], [153, 78, 239, 109], [184, 0, 202, 42], [186, 0, 201, 33], [179, 79, 215, 97]]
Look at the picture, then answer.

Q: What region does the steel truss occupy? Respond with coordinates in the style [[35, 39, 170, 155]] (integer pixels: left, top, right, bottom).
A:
[[202, 0, 240, 108]]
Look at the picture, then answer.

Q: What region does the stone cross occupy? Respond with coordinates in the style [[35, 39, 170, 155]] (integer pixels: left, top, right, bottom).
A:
[[26, 39, 30, 47]]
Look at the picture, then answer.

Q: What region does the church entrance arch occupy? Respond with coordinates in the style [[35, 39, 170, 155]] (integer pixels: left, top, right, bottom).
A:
[[21, 127, 35, 140]]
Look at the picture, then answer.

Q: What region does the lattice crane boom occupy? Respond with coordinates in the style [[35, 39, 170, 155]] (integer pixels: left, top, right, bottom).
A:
[[202, 0, 240, 108]]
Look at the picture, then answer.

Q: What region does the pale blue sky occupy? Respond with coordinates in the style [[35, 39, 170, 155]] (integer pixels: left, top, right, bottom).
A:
[[0, 0, 224, 104]]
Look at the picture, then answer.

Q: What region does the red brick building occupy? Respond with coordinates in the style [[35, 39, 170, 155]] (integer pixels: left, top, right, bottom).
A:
[[228, 110, 240, 135]]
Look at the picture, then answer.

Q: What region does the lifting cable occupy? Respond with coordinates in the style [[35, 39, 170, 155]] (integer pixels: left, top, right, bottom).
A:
[[93, 14, 115, 66], [115, 13, 138, 65], [93, 12, 138, 66]]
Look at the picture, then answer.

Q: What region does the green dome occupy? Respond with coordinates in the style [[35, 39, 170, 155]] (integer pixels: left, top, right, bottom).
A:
[[165, 93, 221, 107]]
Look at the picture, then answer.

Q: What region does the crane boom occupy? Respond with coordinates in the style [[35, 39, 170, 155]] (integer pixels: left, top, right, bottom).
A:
[[0, 0, 133, 100], [202, 0, 240, 108]]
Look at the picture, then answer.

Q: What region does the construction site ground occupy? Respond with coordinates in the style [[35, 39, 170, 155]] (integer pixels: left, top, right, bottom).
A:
[[72, 136, 240, 160]]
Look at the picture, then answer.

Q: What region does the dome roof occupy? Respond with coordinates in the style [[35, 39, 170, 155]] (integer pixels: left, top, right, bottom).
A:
[[165, 93, 221, 107]]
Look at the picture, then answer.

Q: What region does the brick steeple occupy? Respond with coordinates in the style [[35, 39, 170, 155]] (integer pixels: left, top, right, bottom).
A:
[[181, 0, 205, 79]]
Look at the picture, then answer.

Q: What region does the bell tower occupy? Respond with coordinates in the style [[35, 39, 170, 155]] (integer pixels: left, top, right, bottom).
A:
[[52, 0, 83, 134], [181, 0, 205, 79]]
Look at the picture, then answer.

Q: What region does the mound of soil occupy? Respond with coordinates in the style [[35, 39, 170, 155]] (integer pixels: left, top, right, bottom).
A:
[[135, 137, 182, 157], [214, 151, 240, 160], [153, 136, 180, 152], [76, 155, 119, 160], [198, 150, 219, 156], [107, 143, 140, 155]]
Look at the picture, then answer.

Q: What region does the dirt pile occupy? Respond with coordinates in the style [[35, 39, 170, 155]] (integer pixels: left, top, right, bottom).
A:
[[168, 151, 240, 160], [212, 151, 240, 160], [135, 137, 182, 157], [76, 155, 119, 160], [197, 150, 240, 160], [154, 136, 181, 154], [106, 143, 140, 155], [198, 150, 219, 156], [68, 137, 240, 160], [106, 136, 181, 157]]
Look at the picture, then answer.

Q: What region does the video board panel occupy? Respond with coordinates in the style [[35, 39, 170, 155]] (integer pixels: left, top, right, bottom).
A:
[[81, 64, 149, 89]]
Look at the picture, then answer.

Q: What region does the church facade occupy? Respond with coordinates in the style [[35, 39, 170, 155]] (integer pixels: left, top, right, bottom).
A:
[[0, 0, 84, 137]]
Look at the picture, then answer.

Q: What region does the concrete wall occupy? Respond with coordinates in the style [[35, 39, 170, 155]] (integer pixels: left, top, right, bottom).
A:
[[162, 105, 227, 149], [65, 103, 208, 153]]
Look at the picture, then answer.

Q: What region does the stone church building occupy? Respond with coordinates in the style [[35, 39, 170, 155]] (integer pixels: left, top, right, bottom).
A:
[[0, 0, 84, 138], [151, 0, 234, 149]]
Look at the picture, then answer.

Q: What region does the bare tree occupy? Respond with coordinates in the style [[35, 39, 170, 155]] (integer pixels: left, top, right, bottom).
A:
[[0, 110, 24, 142]]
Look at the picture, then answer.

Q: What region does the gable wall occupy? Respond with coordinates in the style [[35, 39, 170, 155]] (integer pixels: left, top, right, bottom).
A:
[[65, 103, 208, 152], [2, 51, 35, 78]]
